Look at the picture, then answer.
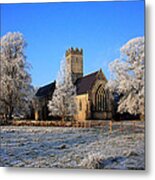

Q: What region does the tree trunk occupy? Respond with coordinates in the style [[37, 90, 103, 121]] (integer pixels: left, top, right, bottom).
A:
[[8, 106, 13, 120], [61, 115, 65, 126], [8, 112, 12, 120]]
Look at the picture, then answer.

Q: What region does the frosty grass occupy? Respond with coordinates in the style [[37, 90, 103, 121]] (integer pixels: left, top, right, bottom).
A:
[[0, 122, 144, 169]]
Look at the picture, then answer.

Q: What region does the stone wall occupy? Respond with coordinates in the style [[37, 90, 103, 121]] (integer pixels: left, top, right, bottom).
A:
[[74, 93, 89, 121]]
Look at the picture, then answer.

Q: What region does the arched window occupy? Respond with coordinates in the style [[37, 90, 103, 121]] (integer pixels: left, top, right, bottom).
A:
[[95, 85, 106, 111]]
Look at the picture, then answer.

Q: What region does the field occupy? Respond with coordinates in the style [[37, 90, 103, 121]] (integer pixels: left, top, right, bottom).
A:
[[0, 121, 145, 169]]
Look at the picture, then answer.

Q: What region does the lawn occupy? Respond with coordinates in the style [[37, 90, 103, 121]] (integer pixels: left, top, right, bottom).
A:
[[0, 121, 144, 169]]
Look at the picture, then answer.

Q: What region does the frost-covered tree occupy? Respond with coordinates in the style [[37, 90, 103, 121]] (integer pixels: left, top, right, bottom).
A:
[[48, 58, 77, 122], [107, 37, 144, 118], [0, 32, 32, 120]]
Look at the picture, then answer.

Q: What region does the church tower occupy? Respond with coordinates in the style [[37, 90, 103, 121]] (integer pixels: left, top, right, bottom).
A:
[[65, 47, 83, 83]]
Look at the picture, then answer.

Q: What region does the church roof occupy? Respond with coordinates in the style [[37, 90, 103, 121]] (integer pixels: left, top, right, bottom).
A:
[[35, 71, 99, 97], [75, 71, 98, 95], [35, 81, 56, 97]]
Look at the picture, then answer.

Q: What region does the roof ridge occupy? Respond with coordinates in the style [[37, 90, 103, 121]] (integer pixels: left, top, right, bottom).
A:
[[78, 70, 99, 80], [39, 81, 55, 89]]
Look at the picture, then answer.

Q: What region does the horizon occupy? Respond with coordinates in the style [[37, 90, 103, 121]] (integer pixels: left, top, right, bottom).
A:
[[1, 1, 144, 87]]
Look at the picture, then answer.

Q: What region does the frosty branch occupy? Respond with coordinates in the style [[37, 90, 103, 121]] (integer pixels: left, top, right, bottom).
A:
[[0, 32, 33, 120], [48, 58, 77, 122], [106, 37, 144, 118]]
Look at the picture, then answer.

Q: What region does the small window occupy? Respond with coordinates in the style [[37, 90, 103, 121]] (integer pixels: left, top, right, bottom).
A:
[[76, 57, 78, 63], [79, 100, 82, 111], [98, 74, 101, 80]]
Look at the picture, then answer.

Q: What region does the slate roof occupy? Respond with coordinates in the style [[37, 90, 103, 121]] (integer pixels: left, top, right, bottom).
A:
[[35, 71, 99, 97], [35, 81, 56, 97], [75, 71, 98, 95]]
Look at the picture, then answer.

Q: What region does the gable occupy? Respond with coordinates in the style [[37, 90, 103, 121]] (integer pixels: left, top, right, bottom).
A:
[[96, 69, 107, 82]]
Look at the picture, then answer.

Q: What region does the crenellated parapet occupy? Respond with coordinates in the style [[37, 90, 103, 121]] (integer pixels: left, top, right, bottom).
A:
[[66, 47, 83, 57]]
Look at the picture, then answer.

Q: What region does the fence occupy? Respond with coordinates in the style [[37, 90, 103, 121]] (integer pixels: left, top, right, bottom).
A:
[[6, 120, 144, 134]]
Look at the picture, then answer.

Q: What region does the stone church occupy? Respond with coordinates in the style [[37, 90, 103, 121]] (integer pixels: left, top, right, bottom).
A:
[[35, 48, 113, 121]]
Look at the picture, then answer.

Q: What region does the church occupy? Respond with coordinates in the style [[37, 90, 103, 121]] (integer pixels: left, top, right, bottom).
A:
[[35, 48, 113, 121]]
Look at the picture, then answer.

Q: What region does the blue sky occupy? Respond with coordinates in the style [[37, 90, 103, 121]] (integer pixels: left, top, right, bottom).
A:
[[1, 1, 144, 87]]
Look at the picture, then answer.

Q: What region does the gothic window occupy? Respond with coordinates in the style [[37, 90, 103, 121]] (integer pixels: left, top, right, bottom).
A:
[[95, 85, 106, 111]]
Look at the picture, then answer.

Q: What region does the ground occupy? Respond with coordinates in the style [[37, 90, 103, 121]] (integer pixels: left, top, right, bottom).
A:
[[0, 121, 144, 169]]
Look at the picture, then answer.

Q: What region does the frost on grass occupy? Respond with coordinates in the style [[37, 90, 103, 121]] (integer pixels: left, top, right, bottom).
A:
[[0, 123, 144, 169], [80, 133, 144, 170]]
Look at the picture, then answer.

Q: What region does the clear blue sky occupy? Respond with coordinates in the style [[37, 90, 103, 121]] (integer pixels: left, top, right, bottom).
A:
[[1, 1, 144, 87]]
